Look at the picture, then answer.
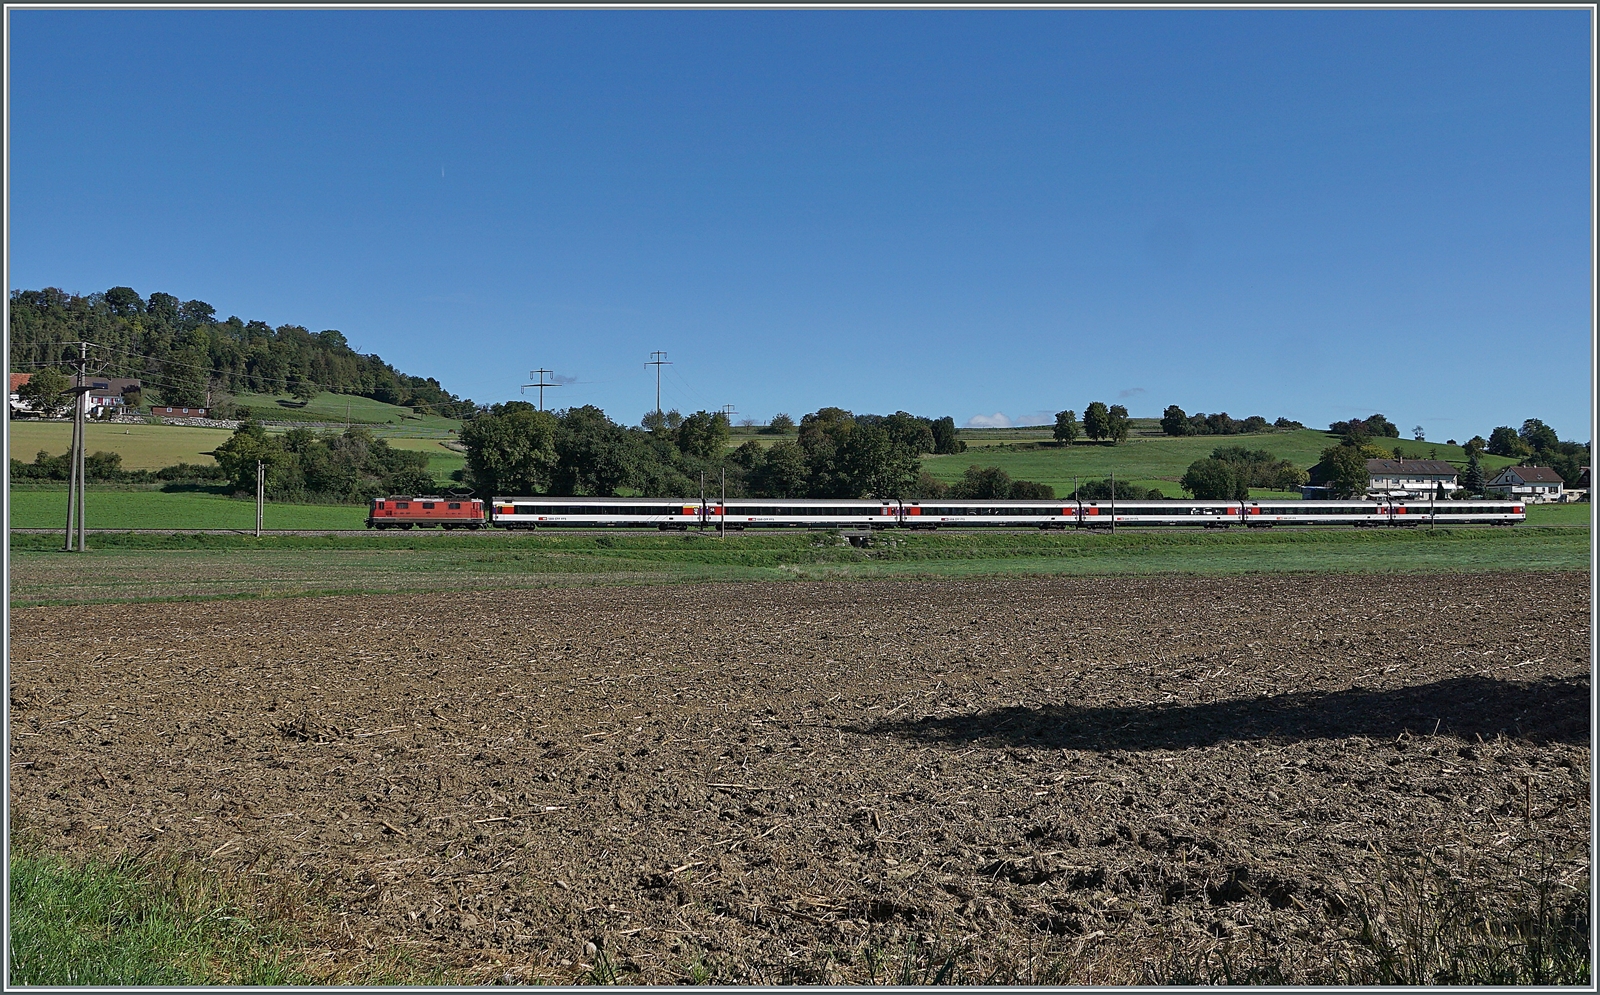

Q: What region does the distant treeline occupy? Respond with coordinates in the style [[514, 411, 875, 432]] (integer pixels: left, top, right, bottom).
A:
[[10, 450, 224, 485], [9, 286, 476, 417], [1160, 405, 1304, 437], [456, 403, 1041, 500]]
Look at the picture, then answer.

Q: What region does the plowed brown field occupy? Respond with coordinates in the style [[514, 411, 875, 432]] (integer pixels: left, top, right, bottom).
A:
[[9, 573, 1590, 983]]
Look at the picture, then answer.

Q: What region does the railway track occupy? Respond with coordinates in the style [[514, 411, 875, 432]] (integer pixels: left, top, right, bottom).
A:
[[11, 523, 1582, 538]]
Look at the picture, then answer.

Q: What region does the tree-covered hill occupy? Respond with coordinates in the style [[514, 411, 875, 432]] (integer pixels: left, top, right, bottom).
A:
[[9, 286, 476, 417]]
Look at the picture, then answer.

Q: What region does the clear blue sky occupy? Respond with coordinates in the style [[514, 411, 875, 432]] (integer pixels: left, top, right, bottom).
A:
[[8, 9, 1593, 440]]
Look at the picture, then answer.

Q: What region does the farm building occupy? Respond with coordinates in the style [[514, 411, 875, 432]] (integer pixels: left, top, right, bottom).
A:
[[1363, 459, 1458, 499], [152, 405, 209, 418], [1484, 466, 1567, 503]]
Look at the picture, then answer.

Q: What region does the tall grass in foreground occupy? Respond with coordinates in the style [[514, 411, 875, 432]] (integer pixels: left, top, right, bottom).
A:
[[10, 840, 1587, 985], [653, 849, 1589, 986], [7, 849, 311, 985], [6, 842, 451, 986]]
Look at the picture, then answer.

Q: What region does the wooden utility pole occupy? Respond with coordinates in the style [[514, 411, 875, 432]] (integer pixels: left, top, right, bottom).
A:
[[719, 468, 726, 539], [64, 374, 80, 550], [1110, 471, 1115, 534], [256, 460, 265, 537], [64, 341, 89, 551]]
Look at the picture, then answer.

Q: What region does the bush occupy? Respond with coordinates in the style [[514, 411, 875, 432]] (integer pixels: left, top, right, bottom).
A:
[[1007, 479, 1055, 500], [946, 465, 1054, 500], [1071, 479, 1163, 500]]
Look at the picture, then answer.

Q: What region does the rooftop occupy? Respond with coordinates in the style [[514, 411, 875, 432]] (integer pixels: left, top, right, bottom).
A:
[[1365, 459, 1458, 475]]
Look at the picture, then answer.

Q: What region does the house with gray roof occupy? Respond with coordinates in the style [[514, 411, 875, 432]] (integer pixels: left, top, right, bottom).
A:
[[1484, 466, 1566, 503], [1364, 459, 1459, 499]]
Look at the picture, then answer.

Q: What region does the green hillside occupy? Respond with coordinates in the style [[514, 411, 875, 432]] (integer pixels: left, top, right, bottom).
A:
[[11, 419, 465, 483], [230, 391, 462, 436], [925, 429, 1524, 497]]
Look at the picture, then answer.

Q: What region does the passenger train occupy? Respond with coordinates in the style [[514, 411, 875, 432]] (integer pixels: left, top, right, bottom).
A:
[[367, 495, 1525, 530]]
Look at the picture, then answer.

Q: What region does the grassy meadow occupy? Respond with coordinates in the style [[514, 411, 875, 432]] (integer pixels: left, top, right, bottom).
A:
[[9, 527, 1588, 607], [9, 422, 465, 484], [930, 427, 1525, 497], [8, 487, 367, 531], [8, 422, 234, 469], [9, 480, 1585, 534], [7, 842, 449, 986], [229, 390, 462, 435]]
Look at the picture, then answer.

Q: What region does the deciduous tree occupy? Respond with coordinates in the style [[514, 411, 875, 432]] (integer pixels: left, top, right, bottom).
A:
[[929, 415, 965, 454], [1519, 419, 1560, 454], [1053, 410, 1080, 444], [16, 366, 71, 418], [1181, 458, 1247, 500], [676, 410, 731, 461], [1082, 401, 1111, 441], [461, 401, 559, 496], [1317, 445, 1372, 498], [1107, 404, 1131, 443], [1486, 426, 1530, 458]]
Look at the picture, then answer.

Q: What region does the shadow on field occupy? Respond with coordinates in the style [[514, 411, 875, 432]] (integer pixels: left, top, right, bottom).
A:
[[859, 675, 1589, 751]]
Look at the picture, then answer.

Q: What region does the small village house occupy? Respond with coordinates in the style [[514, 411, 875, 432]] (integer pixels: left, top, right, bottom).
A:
[[152, 405, 209, 418], [1484, 465, 1567, 503], [84, 378, 141, 415], [9, 374, 141, 416], [8, 373, 31, 414]]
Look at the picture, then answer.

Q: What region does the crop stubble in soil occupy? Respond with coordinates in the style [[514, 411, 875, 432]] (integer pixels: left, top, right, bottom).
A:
[[8, 573, 1590, 983]]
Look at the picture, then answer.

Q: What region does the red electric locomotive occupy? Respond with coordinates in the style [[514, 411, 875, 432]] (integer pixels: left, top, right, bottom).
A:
[[366, 495, 486, 530]]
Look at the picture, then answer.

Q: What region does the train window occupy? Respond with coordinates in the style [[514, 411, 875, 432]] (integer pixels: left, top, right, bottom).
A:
[[422, 502, 435, 510], [396, 502, 410, 509], [448, 502, 461, 510]]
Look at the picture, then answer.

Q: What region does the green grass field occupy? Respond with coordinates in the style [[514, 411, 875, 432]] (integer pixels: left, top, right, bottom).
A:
[[1524, 503, 1593, 526], [925, 428, 1523, 496], [229, 391, 462, 435], [9, 527, 1588, 607], [10, 425, 465, 483], [8, 487, 366, 530], [7, 843, 449, 985], [385, 437, 467, 483], [9, 481, 1587, 534], [9, 422, 234, 468], [12, 415, 1532, 499]]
